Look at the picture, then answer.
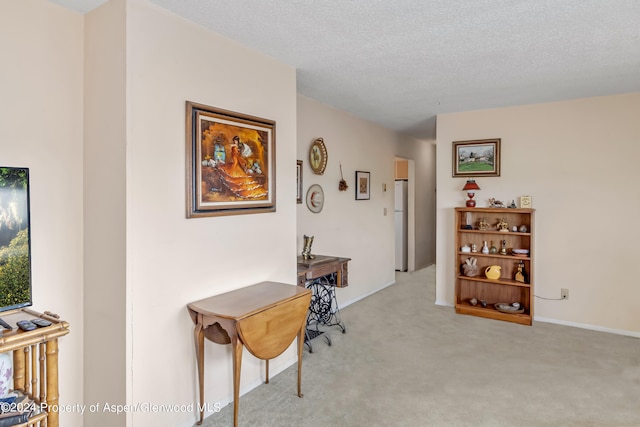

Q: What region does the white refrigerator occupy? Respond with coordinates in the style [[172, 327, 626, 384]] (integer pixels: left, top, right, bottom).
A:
[[394, 180, 408, 271]]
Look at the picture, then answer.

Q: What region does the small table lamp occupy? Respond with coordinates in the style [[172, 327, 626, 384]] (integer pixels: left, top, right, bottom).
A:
[[462, 179, 480, 207]]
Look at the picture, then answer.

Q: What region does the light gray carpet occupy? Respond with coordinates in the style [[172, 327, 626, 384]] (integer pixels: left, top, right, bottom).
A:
[[198, 266, 640, 427]]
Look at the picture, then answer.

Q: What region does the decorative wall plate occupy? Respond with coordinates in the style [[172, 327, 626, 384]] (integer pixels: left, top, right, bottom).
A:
[[306, 184, 324, 213], [309, 138, 328, 175]]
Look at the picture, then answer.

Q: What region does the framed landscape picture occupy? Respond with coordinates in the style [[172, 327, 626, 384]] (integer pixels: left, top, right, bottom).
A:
[[452, 138, 501, 177], [186, 101, 276, 218]]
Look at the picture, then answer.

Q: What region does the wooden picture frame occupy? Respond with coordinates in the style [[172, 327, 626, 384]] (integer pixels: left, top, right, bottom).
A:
[[355, 171, 370, 200], [186, 101, 276, 218], [452, 138, 501, 177], [296, 160, 303, 204]]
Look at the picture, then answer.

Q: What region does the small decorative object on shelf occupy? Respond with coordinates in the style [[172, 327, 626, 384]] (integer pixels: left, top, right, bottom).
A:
[[489, 198, 505, 208], [512, 248, 529, 257], [482, 241, 489, 254], [461, 244, 471, 253], [499, 239, 508, 255], [508, 200, 517, 208], [496, 218, 509, 232], [495, 303, 525, 314], [301, 235, 315, 260], [485, 265, 502, 280], [469, 298, 478, 306], [478, 217, 490, 230], [461, 179, 481, 207], [471, 243, 478, 253], [515, 260, 528, 283], [489, 240, 498, 254], [462, 257, 479, 277], [519, 224, 528, 233], [519, 195, 532, 208]]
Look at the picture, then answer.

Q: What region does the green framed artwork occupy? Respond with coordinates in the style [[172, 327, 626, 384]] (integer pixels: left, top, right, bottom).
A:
[[452, 138, 501, 177]]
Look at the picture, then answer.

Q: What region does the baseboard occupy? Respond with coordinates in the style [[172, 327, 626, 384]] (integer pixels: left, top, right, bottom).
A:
[[339, 279, 396, 309], [435, 301, 639, 338], [435, 300, 452, 307], [534, 316, 640, 338], [414, 261, 435, 271]]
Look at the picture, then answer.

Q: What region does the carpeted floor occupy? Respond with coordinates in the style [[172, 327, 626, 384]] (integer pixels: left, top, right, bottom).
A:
[[198, 266, 640, 427]]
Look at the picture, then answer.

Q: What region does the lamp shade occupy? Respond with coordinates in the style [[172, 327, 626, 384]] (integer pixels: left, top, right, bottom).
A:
[[462, 179, 480, 192]]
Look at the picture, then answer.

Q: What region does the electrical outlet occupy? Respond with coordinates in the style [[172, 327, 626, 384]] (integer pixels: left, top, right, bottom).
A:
[[561, 288, 569, 300]]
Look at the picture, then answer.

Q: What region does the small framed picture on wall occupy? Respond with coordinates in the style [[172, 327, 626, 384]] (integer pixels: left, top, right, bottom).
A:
[[355, 171, 370, 200], [296, 160, 303, 204]]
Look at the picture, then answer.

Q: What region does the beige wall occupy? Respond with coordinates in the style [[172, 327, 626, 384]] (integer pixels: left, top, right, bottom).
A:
[[297, 96, 436, 283], [436, 93, 640, 335], [84, 0, 127, 425], [0, 1, 85, 425], [126, 1, 297, 425], [297, 95, 397, 302]]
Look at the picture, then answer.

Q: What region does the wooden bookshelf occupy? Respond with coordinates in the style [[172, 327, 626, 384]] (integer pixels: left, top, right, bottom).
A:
[[455, 207, 535, 325]]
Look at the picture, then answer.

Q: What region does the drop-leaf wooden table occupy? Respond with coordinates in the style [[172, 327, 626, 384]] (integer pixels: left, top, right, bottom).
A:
[[188, 281, 311, 426]]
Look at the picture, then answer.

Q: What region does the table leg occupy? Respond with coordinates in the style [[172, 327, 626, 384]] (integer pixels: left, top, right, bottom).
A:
[[231, 335, 243, 427], [194, 323, 205, 425], [45, 339, 60, 427], [265, 359, 269, 384], [297, 325, 304, 398]]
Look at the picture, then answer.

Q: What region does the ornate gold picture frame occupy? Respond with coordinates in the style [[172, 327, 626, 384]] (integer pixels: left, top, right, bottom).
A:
[[186, 101, 276, 218]]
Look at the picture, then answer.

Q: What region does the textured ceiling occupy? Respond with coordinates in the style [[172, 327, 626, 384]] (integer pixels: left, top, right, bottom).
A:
[[54, 0, 640, 139]]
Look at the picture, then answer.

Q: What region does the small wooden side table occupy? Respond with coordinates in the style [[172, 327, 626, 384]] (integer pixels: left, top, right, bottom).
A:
[[188, 281, 311, 427]]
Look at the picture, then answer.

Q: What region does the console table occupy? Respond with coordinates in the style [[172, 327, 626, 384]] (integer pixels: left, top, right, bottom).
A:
[[187, 281, 311, 427], [296, 255, 350, 351], [0, 308, 69, 427]]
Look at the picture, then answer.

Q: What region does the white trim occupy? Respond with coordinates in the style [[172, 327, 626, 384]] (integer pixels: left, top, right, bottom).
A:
[[435, 300, 452, 307], [534, 316, 640, 338], [340, 280, 396, 308], [436, 303, 640, 338]]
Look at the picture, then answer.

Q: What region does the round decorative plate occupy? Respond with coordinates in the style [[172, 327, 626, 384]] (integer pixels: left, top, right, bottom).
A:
[[309, 138, 328, 175], [494, 303, 525, 314], [306, 184, 324, 213]]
